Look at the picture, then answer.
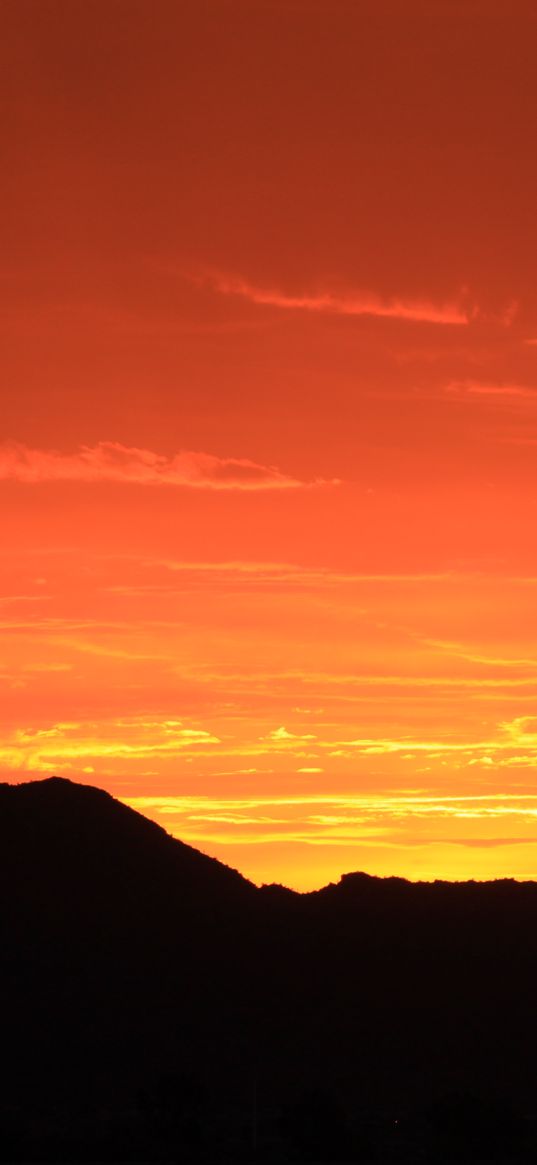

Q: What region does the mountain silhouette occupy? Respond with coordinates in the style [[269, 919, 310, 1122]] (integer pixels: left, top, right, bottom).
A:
[[2, 776, 537, 1161]]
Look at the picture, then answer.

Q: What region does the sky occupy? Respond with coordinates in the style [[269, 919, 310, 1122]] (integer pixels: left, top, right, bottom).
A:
[[3, 0, 537, 889]]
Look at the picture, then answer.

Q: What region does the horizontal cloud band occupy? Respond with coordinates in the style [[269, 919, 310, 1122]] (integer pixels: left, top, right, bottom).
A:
[[206, 272, 474, 326], [0, 441, 335, 490]]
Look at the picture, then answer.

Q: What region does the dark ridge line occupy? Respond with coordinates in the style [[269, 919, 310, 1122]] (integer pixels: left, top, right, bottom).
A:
[[3, 773, 537, 895]]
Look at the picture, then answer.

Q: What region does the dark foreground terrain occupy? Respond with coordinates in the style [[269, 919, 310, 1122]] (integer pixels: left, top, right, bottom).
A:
[[2, 776, 537, 1161]]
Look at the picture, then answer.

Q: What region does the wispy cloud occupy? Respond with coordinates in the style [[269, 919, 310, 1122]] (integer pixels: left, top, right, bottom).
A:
[[425, 638, 537, 669], [0, 716, 221, 773], [127, 791, 537, 816], [123, 791, 537, 871], [262, 726, 317, 744], [154, 560, 452, 585], [0, 441, 335, 491], [444, 380, 537, 401], [203, 272, 476, 326]]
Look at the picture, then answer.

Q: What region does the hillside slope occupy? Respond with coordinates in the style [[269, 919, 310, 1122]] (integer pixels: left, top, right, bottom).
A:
[[2, 777, 537, 1161]]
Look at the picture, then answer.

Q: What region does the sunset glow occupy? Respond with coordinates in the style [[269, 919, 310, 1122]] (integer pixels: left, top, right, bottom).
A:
[[3, 0, 537, 889]]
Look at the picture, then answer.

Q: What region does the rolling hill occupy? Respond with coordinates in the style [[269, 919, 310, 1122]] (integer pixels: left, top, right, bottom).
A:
[[2, 776, 537, 1160]]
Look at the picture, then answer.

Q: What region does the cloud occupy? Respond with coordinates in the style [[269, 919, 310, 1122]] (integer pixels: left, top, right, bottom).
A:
[[263, 726, 317, 744], [155, 560, 451, 584], [425, 638, 537, 668], [0, 441, 334, 491], [122, 792, 537, 862], [501, 716, 537, 743], [204, 272, 475, 326], [0, 716, 222, 773], [444, 380, 537, 400], [445, 838, 531, 848]]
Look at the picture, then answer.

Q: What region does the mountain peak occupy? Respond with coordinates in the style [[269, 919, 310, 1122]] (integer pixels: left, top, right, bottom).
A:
[[0, 775, 257, 903]]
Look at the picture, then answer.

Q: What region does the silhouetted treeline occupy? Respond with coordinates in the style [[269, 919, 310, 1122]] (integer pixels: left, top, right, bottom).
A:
[[2, 777, 537, 1161]]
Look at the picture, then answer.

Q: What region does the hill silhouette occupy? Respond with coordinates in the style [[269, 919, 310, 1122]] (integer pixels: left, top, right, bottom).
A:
[[2, 776, 537, 1161]]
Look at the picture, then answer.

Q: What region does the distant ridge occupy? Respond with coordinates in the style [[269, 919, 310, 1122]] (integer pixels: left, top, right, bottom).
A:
[[2, 776, 537, 1162], [3, 774, 534, 894], [0, 774, 255, 896]]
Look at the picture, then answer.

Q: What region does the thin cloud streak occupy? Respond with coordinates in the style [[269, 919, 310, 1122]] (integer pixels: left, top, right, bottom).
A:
[[0, 441, 335, 491], [204, 272, 473, 325], [0, 717, 222, 773], [154, 560, 454, 584], [444, 380, 537, 401], [122, 792, 537, 880]]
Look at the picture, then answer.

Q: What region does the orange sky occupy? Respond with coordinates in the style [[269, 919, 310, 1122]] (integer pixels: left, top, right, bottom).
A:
[[3, 0, 537, 889]]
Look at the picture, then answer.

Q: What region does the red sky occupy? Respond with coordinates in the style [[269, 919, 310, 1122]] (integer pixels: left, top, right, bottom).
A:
[[3, 0, 537, 888]]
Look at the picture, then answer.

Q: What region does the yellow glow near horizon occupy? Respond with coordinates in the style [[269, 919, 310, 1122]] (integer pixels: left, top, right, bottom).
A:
[[4, 0, 537, 890]]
